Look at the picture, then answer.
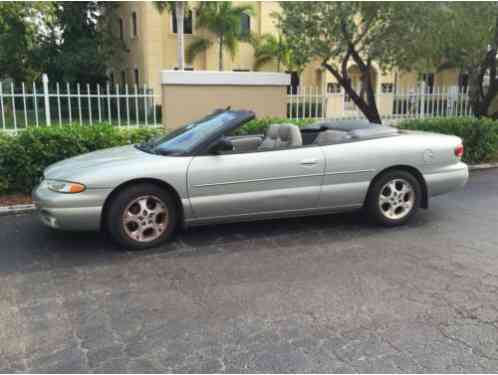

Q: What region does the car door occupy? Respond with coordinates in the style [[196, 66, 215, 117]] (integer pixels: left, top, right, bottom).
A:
[[318, 142, 376, 209], [187, 147, 325, 220]]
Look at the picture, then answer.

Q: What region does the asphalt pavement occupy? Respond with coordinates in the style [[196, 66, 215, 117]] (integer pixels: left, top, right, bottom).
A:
[[0, 169, 497, 372]]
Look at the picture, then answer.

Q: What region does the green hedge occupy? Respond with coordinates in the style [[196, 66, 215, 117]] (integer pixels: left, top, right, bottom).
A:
[[398, 117, 498, 164], [236, 117, 314, 135], [2, 117, 497, 196], [0, 125, 162, 195]]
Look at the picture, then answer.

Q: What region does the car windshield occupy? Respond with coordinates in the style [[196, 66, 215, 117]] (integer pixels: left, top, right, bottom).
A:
[[137, 111, 238, 155]]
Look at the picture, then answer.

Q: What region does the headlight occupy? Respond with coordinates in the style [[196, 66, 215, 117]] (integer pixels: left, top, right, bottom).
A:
[[44, 179, 86, 193]]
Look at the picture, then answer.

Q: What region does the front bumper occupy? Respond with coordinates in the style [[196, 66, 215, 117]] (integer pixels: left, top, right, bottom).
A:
[[32, 183, 112, 231]]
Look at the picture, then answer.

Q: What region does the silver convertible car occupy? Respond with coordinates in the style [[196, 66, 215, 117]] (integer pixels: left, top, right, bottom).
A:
[[33, 109, 468, 250]]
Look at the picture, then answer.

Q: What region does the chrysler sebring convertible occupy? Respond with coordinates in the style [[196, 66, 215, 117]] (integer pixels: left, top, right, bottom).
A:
[[33, 109, 468, 250]]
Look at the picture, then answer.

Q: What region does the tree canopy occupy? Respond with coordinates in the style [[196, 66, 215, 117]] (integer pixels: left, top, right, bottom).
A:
[[0, 1, 124, 85], [415, 2, 498, 117], [277, 2, 436, 123], [0, 2, 52, 82]]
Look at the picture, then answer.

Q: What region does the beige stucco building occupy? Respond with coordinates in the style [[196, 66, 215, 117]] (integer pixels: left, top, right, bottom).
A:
[[110, 1, 467, 100]]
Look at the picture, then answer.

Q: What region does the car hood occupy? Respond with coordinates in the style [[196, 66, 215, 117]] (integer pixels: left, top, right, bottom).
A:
[[44, 145, 151, 180]]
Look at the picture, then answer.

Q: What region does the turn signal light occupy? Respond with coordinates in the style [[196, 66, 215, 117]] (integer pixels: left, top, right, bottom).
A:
[[455, 144, 464, 158]]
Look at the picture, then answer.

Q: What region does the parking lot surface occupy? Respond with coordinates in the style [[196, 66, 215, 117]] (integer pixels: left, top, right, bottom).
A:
[[1, 169, 497, 372]]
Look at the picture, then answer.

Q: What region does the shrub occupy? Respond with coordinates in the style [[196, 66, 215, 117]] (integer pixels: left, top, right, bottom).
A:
[[236, 117, 315, 135], [0, 125, 163, 195], [398, 117, 498, 164]]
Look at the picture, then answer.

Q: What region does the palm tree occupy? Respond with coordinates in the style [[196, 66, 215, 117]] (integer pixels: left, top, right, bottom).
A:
[[251, 33, 292, 72], [155, 1, 188, 70], [186, 2, 254, 71]]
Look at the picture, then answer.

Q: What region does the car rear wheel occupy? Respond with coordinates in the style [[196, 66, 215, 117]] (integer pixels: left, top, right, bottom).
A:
[[366, 170, 421, 226], [107, 183, 178, 250]]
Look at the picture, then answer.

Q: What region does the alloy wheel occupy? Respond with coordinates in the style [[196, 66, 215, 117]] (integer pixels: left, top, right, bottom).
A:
[[122, 195, 169, 242], [378, 178, 415, 221]]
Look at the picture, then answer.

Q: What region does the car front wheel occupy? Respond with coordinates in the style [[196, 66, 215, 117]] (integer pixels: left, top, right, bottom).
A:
[[107, 183, 178, 250], [367, 170, 421, 226]]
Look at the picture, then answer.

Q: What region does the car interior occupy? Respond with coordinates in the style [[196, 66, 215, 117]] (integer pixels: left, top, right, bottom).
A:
[[224, 120, 400, 154]]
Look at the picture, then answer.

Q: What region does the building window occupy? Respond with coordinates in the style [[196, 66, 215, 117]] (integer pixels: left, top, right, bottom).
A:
[[327, 83, 341, 93], [381, 83, 394, 93], [233, 69, 250, 72], [240, 13, 250, 37], [421, 72, 434, 93], [121, 70, 126, 86], [131, 11, 137, 38], [118, 18, 124, 41], [172, 9, 193, 34], [458, 73, 469, 92], [133, 68, 139, 86], [287, 71, 300, 94]]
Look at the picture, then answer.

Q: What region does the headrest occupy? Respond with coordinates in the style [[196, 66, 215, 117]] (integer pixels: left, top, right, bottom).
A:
[[266, 124, 280, 139], [278, 124, 300, 142]]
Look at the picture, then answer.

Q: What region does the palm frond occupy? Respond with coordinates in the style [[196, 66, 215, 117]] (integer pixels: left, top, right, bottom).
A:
[[154, 1, 188, 14], [231, 4, 256, 17], [224, 33, 238, 59], [185, 36, 211, 64], [254, 55, 273, 71], [154, 1, 173, 13]]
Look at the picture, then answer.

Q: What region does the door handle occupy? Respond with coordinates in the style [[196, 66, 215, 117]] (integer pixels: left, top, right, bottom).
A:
[[300, 158, 318, 166]]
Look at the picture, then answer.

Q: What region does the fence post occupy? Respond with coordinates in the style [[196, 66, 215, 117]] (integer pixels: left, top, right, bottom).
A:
[[419, 81, 425, 119], [42, 74, 51, 126]]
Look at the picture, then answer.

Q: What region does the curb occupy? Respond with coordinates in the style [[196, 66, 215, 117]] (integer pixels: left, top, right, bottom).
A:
[[0, 204, 36, 217], [0, 162, 497, 218], [468, 162, 498, 171]]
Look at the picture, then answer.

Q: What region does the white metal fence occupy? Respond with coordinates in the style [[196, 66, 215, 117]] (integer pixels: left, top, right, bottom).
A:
[[0, 74, 162, 133], [287, 85, 473, 122]]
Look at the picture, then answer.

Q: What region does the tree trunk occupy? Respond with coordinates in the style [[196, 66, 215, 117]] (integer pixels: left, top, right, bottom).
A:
[[175, 2, 185, 70], [468, 69, 484, 117], [362, 67, 381, 123], [323, 63, 382, 124], [468, 61, 498, 118], [218, 34, 224, 71]]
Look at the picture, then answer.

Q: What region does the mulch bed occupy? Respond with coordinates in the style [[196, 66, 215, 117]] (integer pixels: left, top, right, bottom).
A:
[[0, 194, 33, 206]]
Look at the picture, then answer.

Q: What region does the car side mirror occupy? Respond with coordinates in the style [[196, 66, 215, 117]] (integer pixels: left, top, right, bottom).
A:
[[210, 138, 234, 154]]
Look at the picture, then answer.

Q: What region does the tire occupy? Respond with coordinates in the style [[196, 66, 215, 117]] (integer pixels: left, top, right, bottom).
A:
[[106, 183, 178, 250], [366, 170, 421, 226]]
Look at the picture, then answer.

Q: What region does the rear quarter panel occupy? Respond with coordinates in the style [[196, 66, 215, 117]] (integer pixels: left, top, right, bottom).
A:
[[319, 131, 464, 208]]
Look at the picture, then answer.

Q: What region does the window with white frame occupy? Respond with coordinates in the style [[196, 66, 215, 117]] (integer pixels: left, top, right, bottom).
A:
[[381, 83, 394, 93], [327, 82, 341, 93], [172, 9, 193, 34]]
